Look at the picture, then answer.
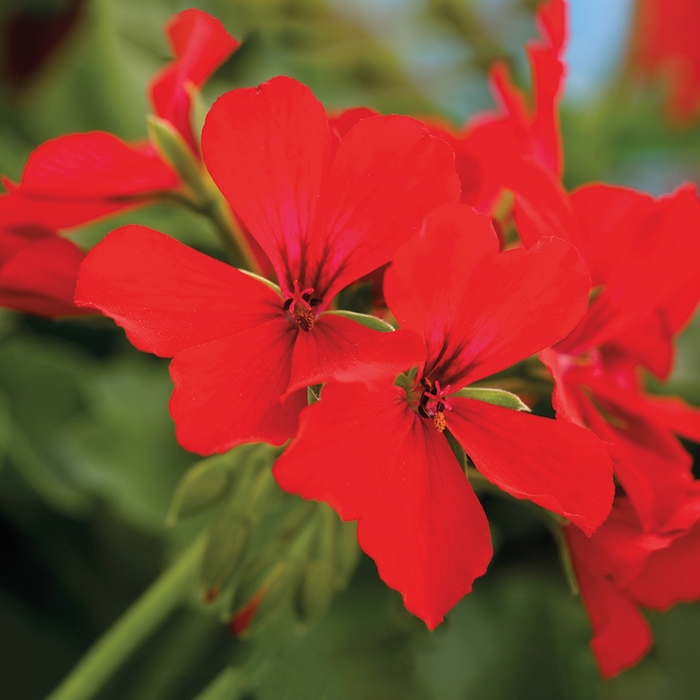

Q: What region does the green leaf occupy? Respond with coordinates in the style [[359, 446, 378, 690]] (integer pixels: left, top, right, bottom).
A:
[[326, 310, 396, 332], [451, 387, 530, 412]]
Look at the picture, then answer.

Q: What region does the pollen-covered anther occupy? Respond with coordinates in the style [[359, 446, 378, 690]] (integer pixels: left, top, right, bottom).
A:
[[433, 411, 446, 433], [418, 379, 453, 432], [284, 280, 321, 332]]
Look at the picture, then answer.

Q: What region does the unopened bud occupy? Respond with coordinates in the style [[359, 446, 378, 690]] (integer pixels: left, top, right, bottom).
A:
[[167, 454, 234, 526], [147, 114, 209, 204], [292, 507, 338, 623], [200, 510, 249, 601]]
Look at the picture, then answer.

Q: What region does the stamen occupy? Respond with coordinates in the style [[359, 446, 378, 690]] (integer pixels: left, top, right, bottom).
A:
[[418, 378, 453, 432], [285, 280, 318, 332]]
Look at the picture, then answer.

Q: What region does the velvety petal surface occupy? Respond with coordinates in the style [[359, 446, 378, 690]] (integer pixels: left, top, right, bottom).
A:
[[447, 397, 613, 534], [273, 382, 492, 628], [385, 204, 590, 388], [288, 314, 423, 394], [308, 115, 460, 301], [19, 132, 177, 198], [75, 225, 283, 356], [170, 319, 305, 454], [202, 76, 332, 294]]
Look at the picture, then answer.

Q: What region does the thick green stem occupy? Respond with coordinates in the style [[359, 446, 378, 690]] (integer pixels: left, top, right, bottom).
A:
[[47, 535, 205, 700]]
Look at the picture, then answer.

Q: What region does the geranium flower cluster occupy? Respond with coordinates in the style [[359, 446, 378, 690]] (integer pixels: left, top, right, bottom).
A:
[[3, 0, 700, 679]]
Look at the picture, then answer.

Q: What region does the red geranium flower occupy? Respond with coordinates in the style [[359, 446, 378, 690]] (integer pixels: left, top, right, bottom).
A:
[[75, 76, 459, 454], [149, 9, 239, 153], [0, 225, 86, 316], [565, 489, 700, 677], [631, 0, 700, 124], [273, 203, 614, 628], [0, 9, 237, 317], [530, 183, 700, 531], [425, 0, 566, 212]]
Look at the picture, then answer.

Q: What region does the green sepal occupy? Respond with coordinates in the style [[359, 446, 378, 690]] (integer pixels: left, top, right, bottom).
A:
[[444, 428, 468, 473], [166, 455, 234, 526], [230, 513, 318, 634], [200, 508, 250, 601], [555, 525, 580, 597], [238, 268, 282, 295], [293, 505, 338, 624], [147, 114, 209, 203], [307, 384, 322, 405], [394, 366, 418, 393], [334, 519, 361, 588], [325, 310, 396, 332], [167, 444, 278, 526], [186, 81, 208, 150], [451, 387, 531, 412]]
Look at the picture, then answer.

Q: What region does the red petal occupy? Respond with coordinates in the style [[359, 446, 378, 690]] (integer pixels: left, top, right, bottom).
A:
[[565, 525, 653, 678], [485, 0, 566, 178], [328, 107, 379, 140], [537, 348, 587, 426], [604, 310, 675, 379], [0, 190, 126, 232], [511, 159, 579, 249], [202, 76, 332, 293], [447, 398, 613, 534], [309, 114, 460, 301], [575, 385, 694, 533], [204, 79, 460, 302], [357, 421, 491, 629], [527, 0, 566, 177], [560, 184, 700, 353], [384, 203, 498, 341], [150, 9, 238, 151], [273, 381, 492, 628], [627, 520, 700, 609], [568, 184, 655, 287], [19, 132, 177, 199], [386, 204, 590, 388], [273, 383, 415, 519], [642, 394, 700, 444], [287, 314, 423, 395], [0, 236, 87, 316], [170, 319, 304, 454], [632, 0, 700, 123], [75, 225, 283, 357], [0, 225, 52, 262]]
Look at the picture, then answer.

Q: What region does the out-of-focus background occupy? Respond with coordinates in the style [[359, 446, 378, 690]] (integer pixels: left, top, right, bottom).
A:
[[1, 1, 700, 698]]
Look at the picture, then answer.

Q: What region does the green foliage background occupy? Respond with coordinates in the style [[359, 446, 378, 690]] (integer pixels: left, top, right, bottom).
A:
[[1, 0, 700, 698]]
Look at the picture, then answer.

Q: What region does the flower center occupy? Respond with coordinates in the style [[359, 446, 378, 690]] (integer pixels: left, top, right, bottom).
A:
[[417, 378, 452, 433], [283, 280, 322, 332]]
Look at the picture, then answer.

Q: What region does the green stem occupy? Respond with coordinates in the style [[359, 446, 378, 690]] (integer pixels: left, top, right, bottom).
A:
[[155, 190, 260, 274], [192, 668, 244, 700], [47, 535, 205, 700]]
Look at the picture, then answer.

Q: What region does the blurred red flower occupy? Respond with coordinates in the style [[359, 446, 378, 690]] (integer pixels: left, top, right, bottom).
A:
[[631, 0, 700, 124]]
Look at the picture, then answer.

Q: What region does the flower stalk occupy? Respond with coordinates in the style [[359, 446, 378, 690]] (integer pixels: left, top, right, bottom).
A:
[[47, 535, 205, 700]]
